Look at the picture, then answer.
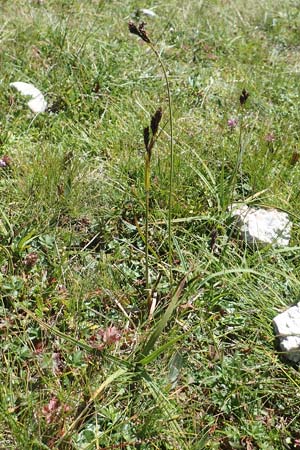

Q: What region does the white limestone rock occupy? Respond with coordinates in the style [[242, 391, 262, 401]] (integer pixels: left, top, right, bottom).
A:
[[273, 303, 300, 362], [140, 8, 157, 17], [230, 204, 291, 247], [10, 81, 47, 113]]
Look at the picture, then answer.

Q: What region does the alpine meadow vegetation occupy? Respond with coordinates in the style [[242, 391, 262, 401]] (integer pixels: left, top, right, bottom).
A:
[[1, 1, 300, 449]]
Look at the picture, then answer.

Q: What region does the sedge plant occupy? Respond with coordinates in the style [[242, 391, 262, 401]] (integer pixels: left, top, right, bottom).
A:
[[229, 88, 250, 205], [128, 21, 175, 302], [143, 107, 163, 308]]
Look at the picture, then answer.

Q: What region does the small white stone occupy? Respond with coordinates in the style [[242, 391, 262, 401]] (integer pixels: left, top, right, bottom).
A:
[[273, 302, 300, 362], [139, 8, 157, 17], [10, 81, 47, 113], [230, 204, 291, 247]]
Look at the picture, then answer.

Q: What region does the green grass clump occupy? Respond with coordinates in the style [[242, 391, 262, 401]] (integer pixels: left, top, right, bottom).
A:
[[1, 1, 300, 449]]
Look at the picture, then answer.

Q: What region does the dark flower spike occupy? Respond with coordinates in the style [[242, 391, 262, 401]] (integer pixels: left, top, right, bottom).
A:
[[144, 126, 150, 151], [150, 107, 162, 136], [240, 88, 249, 106], [291, 151, 300, 166], [144, 108, 163, 160], [128, 21, 140, 37], [138, 22, 151, 43], [128, 21, 151, 43]]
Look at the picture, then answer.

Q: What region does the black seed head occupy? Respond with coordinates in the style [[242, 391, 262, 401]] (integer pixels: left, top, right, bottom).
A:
[[150, 107, 162, 136], [240, 88, 249, 106], [143, 126, 150, 150], [128, 21, 151, 43]]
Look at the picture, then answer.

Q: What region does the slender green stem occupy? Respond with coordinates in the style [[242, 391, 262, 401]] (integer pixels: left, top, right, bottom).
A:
[[229, 111, 244, 206], [145, 153, 150, 295], [237, 113, 246, 200], [149, 44, 174, 284]]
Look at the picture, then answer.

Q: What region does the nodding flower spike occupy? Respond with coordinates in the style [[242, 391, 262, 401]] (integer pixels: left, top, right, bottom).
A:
[[128, 21, 151, 43]]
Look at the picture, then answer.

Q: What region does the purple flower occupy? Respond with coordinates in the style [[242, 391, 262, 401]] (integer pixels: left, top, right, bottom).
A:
[[0, 155, 12, 167], [265, 133, 275, 143], [227, 118, 238, 129], [41, 397, 70, 424]]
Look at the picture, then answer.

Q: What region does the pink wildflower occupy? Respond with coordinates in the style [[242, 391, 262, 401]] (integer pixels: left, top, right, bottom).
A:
[[265, 132, 275, 143], [24, 252, 38, 268], [90, 326, 122, 350], [100, 326, 122, 345], [42, 397, 70, 424], [227, 118, 238, 129], [0, 155, 12, 167]]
